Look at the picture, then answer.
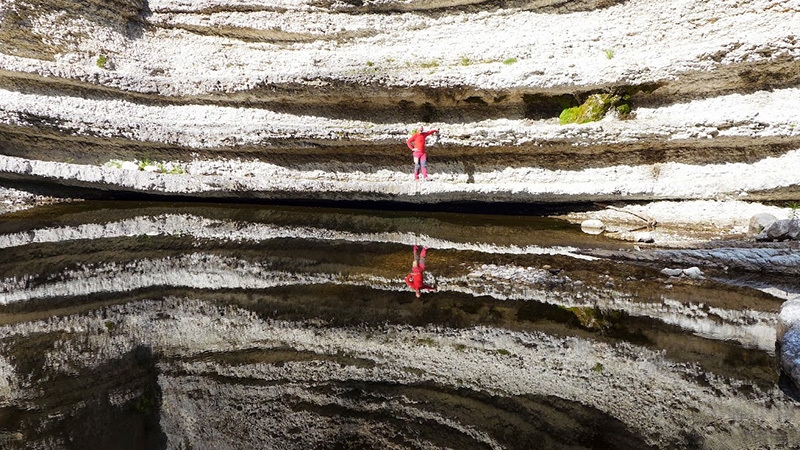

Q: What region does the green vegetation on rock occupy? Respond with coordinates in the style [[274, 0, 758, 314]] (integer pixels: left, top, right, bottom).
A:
[[788, 201, 800, 219], [559, 93, 622, 125]]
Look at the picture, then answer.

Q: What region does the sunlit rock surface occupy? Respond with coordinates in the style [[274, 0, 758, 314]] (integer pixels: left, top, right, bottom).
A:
[[0, 0, 799, 203]]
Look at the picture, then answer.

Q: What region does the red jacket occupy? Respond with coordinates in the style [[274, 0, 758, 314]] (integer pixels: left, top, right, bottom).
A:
[[405, 270, 435, 292], [406, 130, 437, 153]]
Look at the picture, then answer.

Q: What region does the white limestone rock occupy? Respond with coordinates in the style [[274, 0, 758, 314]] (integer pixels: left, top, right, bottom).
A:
[[580, 219, 605, 235], [749, 213, 777, 235]]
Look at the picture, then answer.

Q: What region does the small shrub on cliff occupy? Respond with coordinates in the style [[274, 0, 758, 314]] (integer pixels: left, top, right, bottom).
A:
[[788, 202, 800, 220], [97, 54, 108, 69], [502, 57, 517, 65], [137, 158, 155, 170], [161, 163, 185, 175]]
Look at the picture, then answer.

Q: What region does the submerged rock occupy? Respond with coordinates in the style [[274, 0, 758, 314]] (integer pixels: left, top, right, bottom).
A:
[[778, 298, 800, 390], [661, 267, 704, 279], [661, 268, 683, 277], [682, 267, 704, 280]]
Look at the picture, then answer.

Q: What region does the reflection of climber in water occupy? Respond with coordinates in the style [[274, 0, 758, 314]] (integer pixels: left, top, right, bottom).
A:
[[405, 245, 437, 298]]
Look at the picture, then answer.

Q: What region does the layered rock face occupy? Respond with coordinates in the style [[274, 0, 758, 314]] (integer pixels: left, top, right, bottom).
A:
[[0, 0, 799, 203], [3, 1, 800, 448]]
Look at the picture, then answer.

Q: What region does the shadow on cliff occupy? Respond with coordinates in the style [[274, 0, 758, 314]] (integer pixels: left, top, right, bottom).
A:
[[0, 343, 167, 450]]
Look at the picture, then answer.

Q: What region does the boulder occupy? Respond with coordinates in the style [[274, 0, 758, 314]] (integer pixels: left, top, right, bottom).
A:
[[777, 298, 800, 343], [682, 267, 704, 280], [580, 219, 605, 235], [781, 327, 800, 390], [766, 219, 793, 240], [749, 213, 777, 235], [788, 219, 800, 240], [660, 267, 704, 279]]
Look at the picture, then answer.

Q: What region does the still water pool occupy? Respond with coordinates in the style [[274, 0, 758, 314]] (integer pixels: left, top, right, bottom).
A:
[[0, 201, 797, 449]]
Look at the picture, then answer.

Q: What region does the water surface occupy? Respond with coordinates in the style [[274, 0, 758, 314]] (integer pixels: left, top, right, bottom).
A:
[[0, 201, 796, 449]]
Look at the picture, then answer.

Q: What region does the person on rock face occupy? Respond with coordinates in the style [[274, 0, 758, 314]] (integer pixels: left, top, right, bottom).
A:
[[405, 245, 437, 298], [406, 124, 439, 180]]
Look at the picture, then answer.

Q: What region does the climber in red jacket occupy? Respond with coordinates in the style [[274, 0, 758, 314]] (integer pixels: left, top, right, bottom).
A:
[[406, 124, 439, 180], [405, 245, 437, 298]]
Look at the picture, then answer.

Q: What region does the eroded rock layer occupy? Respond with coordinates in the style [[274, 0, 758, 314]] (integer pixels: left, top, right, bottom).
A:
[[0, 0, 799, 203]]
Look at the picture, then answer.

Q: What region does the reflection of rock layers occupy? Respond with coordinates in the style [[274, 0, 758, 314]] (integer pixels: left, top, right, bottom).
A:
[[464, 264, 777, 352], [0, 210, 782, 362], [0, 213, 590, 258], [0, 211, 780, 342], [0, 248, 777, 353], [1, 205, 795, 447], [1, 298, 797, 449]]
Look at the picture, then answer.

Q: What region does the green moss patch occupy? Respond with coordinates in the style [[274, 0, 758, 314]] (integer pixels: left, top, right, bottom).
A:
[[559, 93, 621, 125]]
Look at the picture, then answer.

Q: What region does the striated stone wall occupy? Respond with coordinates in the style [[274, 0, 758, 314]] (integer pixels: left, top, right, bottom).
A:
[[0, 0, 799, 206], [3, 3, 800, 445]]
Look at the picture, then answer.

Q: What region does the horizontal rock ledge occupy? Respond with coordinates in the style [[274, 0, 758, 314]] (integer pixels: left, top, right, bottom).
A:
[[3, 152, 800, 207], [0, 169, 689, 205]]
